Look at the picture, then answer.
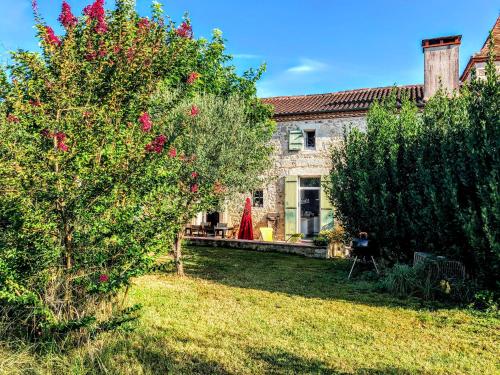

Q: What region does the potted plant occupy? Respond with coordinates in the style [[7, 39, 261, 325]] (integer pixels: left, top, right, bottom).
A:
[[316, 225, 347, 257], [288, 233, 304, 243]]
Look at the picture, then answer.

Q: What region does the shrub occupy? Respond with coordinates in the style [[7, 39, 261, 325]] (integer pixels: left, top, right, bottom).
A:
[[313, 234, 329, 247], [329, 41, 500, 290], [0, 0, 272, 341], [381, 262, 480, 303]]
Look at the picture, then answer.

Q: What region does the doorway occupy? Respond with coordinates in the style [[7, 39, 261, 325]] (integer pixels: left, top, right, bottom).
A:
[[206, 212, 220, 227], [299, 177, 321, 238]]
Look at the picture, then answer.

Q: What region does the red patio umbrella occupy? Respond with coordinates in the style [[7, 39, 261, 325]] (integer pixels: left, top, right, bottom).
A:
[[238, 197, 254, 240]]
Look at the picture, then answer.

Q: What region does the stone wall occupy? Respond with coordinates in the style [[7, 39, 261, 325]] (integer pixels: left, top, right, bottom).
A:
[[227, 115, 367, 240], [186, 237, 330, 259]]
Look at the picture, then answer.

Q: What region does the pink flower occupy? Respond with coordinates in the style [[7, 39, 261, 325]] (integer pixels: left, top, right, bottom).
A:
[[59, 1, 78, 28], [83, 0, 107, 34], [145, 134, 168, 154], [156, 134, 167, 146], [168, 148, 177, 158], [126, 47, 135, 63], [190, 105, 199, 117], [191, 171, 198, 179], [7, 114, 20, 123], [139, 112, 152, 132], [190, 184, 199, 193], [54, 131, 69, 152], [44, 26, 61, 47], [176, 22, 193, 39], [85, 51, 97, 61], [138, 18, 150, 30], [187, 72, 200, 85], [99, 274, 109, 283], [31, 0, 39, 14], [58, 142, 69, 152], [98, 47, 107, 58]]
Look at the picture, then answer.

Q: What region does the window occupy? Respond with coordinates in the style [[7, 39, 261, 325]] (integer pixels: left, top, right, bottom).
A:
[[304, 130, 316, 149], [300, 177, 321, 188], [252, 190, 264, 208]]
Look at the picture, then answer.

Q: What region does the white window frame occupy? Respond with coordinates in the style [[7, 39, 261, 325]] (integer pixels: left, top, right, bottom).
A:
[[304, 129, 316, 150]]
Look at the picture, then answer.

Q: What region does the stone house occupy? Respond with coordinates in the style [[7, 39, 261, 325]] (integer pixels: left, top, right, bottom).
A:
[[195, 16, 500, 241]]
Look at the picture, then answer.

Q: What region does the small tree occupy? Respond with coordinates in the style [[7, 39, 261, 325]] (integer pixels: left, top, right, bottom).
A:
[[0, 0, 273, 339], [149, 88, 274, 275]]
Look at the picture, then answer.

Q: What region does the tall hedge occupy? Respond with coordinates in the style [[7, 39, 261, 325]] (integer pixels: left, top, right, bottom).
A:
[[328, 48, 499, 288]]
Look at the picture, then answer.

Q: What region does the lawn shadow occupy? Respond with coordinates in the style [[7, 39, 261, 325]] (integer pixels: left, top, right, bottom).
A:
[[81, 331, 235, 375], [249, 347, 418, 374], [81, 331, 419, 375], [182, 246, 437, 311]]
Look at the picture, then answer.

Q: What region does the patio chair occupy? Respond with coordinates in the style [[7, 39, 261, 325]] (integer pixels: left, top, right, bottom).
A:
[[230, 224, 239, 239], [191, 225, 202, 237], [259, 227, 273, 242]]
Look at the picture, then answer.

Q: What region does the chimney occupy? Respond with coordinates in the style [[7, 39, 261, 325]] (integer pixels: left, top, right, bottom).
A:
[[422, 35, 461, 100]]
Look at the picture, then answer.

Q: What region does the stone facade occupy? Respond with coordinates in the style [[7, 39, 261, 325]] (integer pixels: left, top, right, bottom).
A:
[[226, 115, 367, 240], [186, 237, 330, 259]]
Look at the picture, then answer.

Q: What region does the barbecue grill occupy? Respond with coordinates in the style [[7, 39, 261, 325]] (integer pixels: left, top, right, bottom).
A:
[[348, 233, 380, 279]]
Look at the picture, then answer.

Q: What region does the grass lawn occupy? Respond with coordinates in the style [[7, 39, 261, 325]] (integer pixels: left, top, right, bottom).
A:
[[1, 246, 499, 374]]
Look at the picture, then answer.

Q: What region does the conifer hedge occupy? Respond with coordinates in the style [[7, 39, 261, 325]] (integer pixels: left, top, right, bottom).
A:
[[329, 47, 499, 289]]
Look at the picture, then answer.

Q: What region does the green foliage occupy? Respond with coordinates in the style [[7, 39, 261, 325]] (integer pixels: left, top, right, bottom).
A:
[[314, 226, 347, 246], [471, 290, 499, 314], [0, 0, 273, 341], [329, 48, 499, 290], [312, 233, 329, 247], [381, 262, 479, 303], [148, 87, 274, 234]]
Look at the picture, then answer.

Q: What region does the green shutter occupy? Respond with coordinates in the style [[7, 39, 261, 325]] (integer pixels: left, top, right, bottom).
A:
[[288, 130, 303, 151], [285, 175, 298, 237], [320, 176, 334, 230]]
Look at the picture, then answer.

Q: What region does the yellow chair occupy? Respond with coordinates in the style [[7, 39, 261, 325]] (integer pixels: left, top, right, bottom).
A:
[[259, 227, 273, 242]]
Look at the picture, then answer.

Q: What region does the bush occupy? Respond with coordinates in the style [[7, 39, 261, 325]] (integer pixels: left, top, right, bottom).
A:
[[381, 262, 480, 303], [313, 234, 329, 247], [329, 42, 500, 290], [471, 290, 499, 314], [0, 0, 273, 341]]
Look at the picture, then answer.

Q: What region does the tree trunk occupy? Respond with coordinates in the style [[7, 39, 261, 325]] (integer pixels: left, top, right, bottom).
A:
[[173, 233, 185, 276]]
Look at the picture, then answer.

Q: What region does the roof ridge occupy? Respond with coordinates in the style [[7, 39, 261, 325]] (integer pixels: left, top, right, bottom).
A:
[[262, 84, 423, 101]]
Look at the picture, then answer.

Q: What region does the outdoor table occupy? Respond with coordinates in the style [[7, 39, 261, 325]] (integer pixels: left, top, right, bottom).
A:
[[215, 225, 234, 239]]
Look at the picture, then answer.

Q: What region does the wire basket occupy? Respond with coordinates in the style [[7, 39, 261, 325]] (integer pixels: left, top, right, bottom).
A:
[[414, 252, 466, 280]]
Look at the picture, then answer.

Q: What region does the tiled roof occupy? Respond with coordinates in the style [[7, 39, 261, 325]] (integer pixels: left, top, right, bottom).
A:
[[262, 85, 424, 120], [477, 16, 500, 58], [461, 15, 500, 81]]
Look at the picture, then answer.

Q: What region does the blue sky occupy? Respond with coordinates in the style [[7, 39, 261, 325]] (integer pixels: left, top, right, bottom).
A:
[[0, 0, 498, 97]]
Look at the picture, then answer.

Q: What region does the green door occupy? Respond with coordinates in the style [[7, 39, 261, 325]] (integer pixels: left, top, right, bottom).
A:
[[320, 176, 334, 230], [284, 175, 298, 238]]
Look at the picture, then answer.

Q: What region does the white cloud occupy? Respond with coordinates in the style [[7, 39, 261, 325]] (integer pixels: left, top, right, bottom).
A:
[[286, 58, 328, 74], [232, 53, 262, 60]]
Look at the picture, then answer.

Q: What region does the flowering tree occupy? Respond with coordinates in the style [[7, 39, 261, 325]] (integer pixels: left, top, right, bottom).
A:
[[0, 0, 273, 340]]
